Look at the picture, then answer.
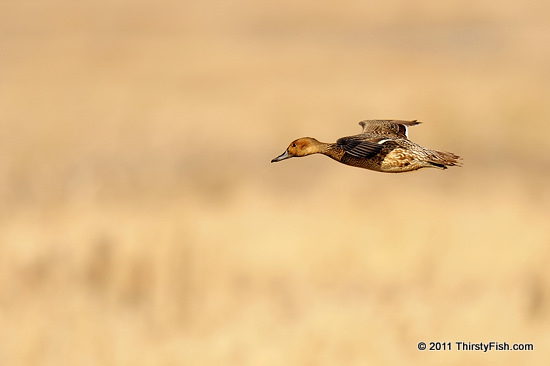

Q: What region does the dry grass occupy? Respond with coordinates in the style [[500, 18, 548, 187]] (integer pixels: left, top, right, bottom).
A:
[[1, 0, 550, 365]]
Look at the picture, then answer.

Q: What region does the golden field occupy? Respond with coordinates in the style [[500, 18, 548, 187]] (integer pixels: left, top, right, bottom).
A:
[[1, 0, 549, 365]]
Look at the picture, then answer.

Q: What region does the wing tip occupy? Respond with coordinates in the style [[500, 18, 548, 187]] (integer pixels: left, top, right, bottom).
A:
[[358, 119, 422, 125]]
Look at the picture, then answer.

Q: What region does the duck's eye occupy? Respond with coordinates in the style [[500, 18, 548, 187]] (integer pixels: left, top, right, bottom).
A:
[[292, 143, 297, 148]]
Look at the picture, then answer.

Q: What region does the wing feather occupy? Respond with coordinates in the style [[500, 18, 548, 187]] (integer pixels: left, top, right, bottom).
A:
[[358, 119, 421, 138], [336, 136, 384, 158]]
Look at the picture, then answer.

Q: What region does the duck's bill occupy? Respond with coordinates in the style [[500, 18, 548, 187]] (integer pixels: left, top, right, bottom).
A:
[[271, 150, 291, 163]]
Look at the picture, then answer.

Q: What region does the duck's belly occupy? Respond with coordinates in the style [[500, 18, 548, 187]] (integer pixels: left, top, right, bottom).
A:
[[337, 153, 385, 172], [329, 148, 429, 173], [379, 147, 426, 172]]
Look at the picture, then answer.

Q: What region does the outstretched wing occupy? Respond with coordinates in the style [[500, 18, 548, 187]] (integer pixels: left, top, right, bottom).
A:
[[358, 119, 421, 139], [336, 136, 388, 159]]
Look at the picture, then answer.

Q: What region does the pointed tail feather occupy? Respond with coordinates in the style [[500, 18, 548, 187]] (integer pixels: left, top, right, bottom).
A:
[[431, 150, 462, 168]]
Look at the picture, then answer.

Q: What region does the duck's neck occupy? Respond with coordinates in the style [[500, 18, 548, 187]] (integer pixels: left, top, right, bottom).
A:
[[317, 142, 340, 160], [313, 141, 331, 154]]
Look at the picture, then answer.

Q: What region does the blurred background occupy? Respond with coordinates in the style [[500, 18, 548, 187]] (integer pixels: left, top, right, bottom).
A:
[[1, 0, 549, 365]]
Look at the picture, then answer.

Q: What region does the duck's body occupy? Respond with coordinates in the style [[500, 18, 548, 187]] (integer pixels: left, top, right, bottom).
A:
[[271, 120, 461, 173]]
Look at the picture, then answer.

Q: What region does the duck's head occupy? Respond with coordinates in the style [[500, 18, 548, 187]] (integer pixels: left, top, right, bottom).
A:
[[271, 137, 322, 163]]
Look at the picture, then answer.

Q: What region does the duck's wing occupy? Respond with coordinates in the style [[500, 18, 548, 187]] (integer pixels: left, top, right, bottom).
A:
[[336, 135, 387, 159], [358, 120, 421, 138]]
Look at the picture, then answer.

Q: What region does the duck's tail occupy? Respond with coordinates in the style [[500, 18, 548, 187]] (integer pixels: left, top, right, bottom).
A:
[[427, 150, 462, 169]]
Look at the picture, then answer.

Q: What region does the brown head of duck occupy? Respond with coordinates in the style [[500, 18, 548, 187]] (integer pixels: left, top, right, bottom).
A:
[[271, 137, 329, 163]]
